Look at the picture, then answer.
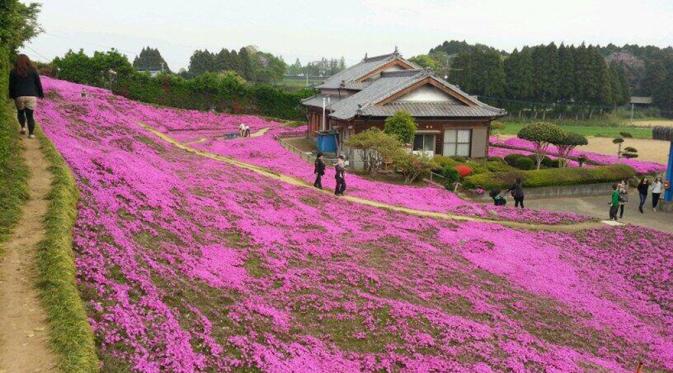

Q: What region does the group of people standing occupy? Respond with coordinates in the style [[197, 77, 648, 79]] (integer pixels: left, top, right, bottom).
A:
[[8, 54, 44, 139], [610, 176, 664, 221], [313, 152, 346, 196]]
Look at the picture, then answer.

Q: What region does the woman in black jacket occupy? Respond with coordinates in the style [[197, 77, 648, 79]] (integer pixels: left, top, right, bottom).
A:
[[313, 152, 325, 189], [637, 177, 650, 214], [9, 54, 44, 138], [507, 178, 525, 209]]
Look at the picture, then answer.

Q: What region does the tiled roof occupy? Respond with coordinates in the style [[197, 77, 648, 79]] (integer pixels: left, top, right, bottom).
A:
[[316, 52, 418, 89], [360, 102, 505, 118]]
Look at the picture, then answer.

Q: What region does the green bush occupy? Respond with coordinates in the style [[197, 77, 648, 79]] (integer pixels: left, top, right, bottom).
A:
[[441, 165, 460, 184], [384, 111, 417, 144], [431, 155, 459, 171], [504, 153, 524, 166], [485, 159, 515, 173], [513, 157, 535, 170], [463, 165, 636, 190]]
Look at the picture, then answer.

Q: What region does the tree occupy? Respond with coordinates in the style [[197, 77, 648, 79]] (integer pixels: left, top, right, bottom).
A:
[[517, 123, 565, 169], [613, 137, 624, 158], [188, 49, 215, 76], [556, 44, 576, 102], [393, 152, 434, 184], [622, 146, 638, 159], [345, 129, 402, 174], [504, 47, 534, 100], [409, 55, 439, 71], [555, 132, 588, 167], [133, 47, 169, 72], [384, 111, 417, 144], [0, 1, 42, 52]]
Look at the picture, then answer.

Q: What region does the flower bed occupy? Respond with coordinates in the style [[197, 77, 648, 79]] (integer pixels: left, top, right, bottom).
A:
[[35, 77, 673, 372], [490, 136, 666, 174]]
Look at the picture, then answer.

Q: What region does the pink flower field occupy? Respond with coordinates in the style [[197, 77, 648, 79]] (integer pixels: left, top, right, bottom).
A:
[[489, 136, 666, 174], [36, 77, 673, 372]]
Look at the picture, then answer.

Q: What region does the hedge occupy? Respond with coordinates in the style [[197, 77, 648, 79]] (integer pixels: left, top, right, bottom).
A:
[[463, 164, 636, 190]]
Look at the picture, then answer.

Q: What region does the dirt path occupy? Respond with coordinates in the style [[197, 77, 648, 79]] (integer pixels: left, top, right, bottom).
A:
[[250, 127, 269, 138], [140, 122, 606, 233], [0, 137, 58, 372]]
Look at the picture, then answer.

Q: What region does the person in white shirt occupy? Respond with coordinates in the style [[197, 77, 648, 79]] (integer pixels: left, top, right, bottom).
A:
[[239, 123, 246, 137], [651, 177, 664, 211]]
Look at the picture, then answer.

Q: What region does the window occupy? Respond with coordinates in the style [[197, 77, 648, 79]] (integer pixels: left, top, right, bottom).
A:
[[413, 134, 436, 152], [443, 129, 471, 157]]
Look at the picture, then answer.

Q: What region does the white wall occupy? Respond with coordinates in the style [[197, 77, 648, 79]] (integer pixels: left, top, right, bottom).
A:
[[397, 84, 453, 103]]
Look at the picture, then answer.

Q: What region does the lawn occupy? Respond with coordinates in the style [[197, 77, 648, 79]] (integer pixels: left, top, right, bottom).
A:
[[34, 77, 673, 372], [493, 119, 654, 139]]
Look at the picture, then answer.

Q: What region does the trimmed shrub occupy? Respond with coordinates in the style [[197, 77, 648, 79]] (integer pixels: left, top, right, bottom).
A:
[[463, 165, 636, 190], [485, 159, 515, 173], [513, 157, 535, 170], [504, 153, 525, 166]]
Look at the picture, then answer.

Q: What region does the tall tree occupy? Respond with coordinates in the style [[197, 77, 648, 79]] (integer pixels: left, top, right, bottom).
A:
[[133, 47, 169, 72], [504, 48, 534, 100], [188, 49, 215, 76], [556, 44, 576, 102]]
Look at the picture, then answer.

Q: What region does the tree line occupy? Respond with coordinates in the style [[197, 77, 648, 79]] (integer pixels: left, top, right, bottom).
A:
[[419, 40, 673, 116], [44, 49, 312, 120], [286, 57, 347, 77], [184, 46, 286, 83], [449, 43, 630, 107]]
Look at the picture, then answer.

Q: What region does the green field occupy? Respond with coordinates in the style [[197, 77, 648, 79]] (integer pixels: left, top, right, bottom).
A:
[[492, 120, 654, 139]]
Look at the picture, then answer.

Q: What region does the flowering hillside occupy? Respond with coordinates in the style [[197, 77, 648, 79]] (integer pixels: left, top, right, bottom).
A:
[[37, 77, 673, 372]]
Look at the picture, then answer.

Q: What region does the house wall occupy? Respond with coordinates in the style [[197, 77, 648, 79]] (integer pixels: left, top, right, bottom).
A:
[[397, 85, 455, 103], [350, 118, 492, 158]]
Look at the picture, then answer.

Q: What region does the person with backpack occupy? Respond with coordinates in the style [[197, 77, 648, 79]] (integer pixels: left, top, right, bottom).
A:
[[334, 155, 346, 196], [637, 177, 650, 214], [507, 178, 525, 209], [313, 152, 325, 189], [9, 54, 44, 139]]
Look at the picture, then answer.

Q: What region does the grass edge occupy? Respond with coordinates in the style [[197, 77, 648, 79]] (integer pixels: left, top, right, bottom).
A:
[[36, 127, 99, 372]]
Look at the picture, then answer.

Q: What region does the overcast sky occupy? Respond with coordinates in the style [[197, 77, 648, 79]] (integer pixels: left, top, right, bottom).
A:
[[20, 0, 673, 71]]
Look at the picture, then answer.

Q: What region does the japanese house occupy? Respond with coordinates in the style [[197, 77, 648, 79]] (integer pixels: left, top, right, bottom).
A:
[[302, 49, 506, 158]]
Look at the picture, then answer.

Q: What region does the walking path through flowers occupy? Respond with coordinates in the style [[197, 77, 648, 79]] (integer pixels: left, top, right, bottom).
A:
[[140, 122, 607, 233], [0, 137, 58, 372]]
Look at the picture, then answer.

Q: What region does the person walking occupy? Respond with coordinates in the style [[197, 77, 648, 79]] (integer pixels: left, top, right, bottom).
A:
[[313, 152, 325, 189], [507, 178, 525, 209], [618, 180, 629, 219], [652, 177, 664, 211], [9, 54, 44, 139], [637, 177, 650, 214], [334, 155, 346, 196], [609, 183, 620, 221]]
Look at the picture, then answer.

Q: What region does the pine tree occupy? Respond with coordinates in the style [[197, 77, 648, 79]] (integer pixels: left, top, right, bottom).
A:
[[556, 44, 575, 102], [188, 49, 215, 76], [133, 47, 169, 72], [238, 47, 255, 81]]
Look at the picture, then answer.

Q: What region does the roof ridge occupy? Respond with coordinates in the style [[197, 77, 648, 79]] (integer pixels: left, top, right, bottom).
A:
[[363, 52, 397, 63]]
